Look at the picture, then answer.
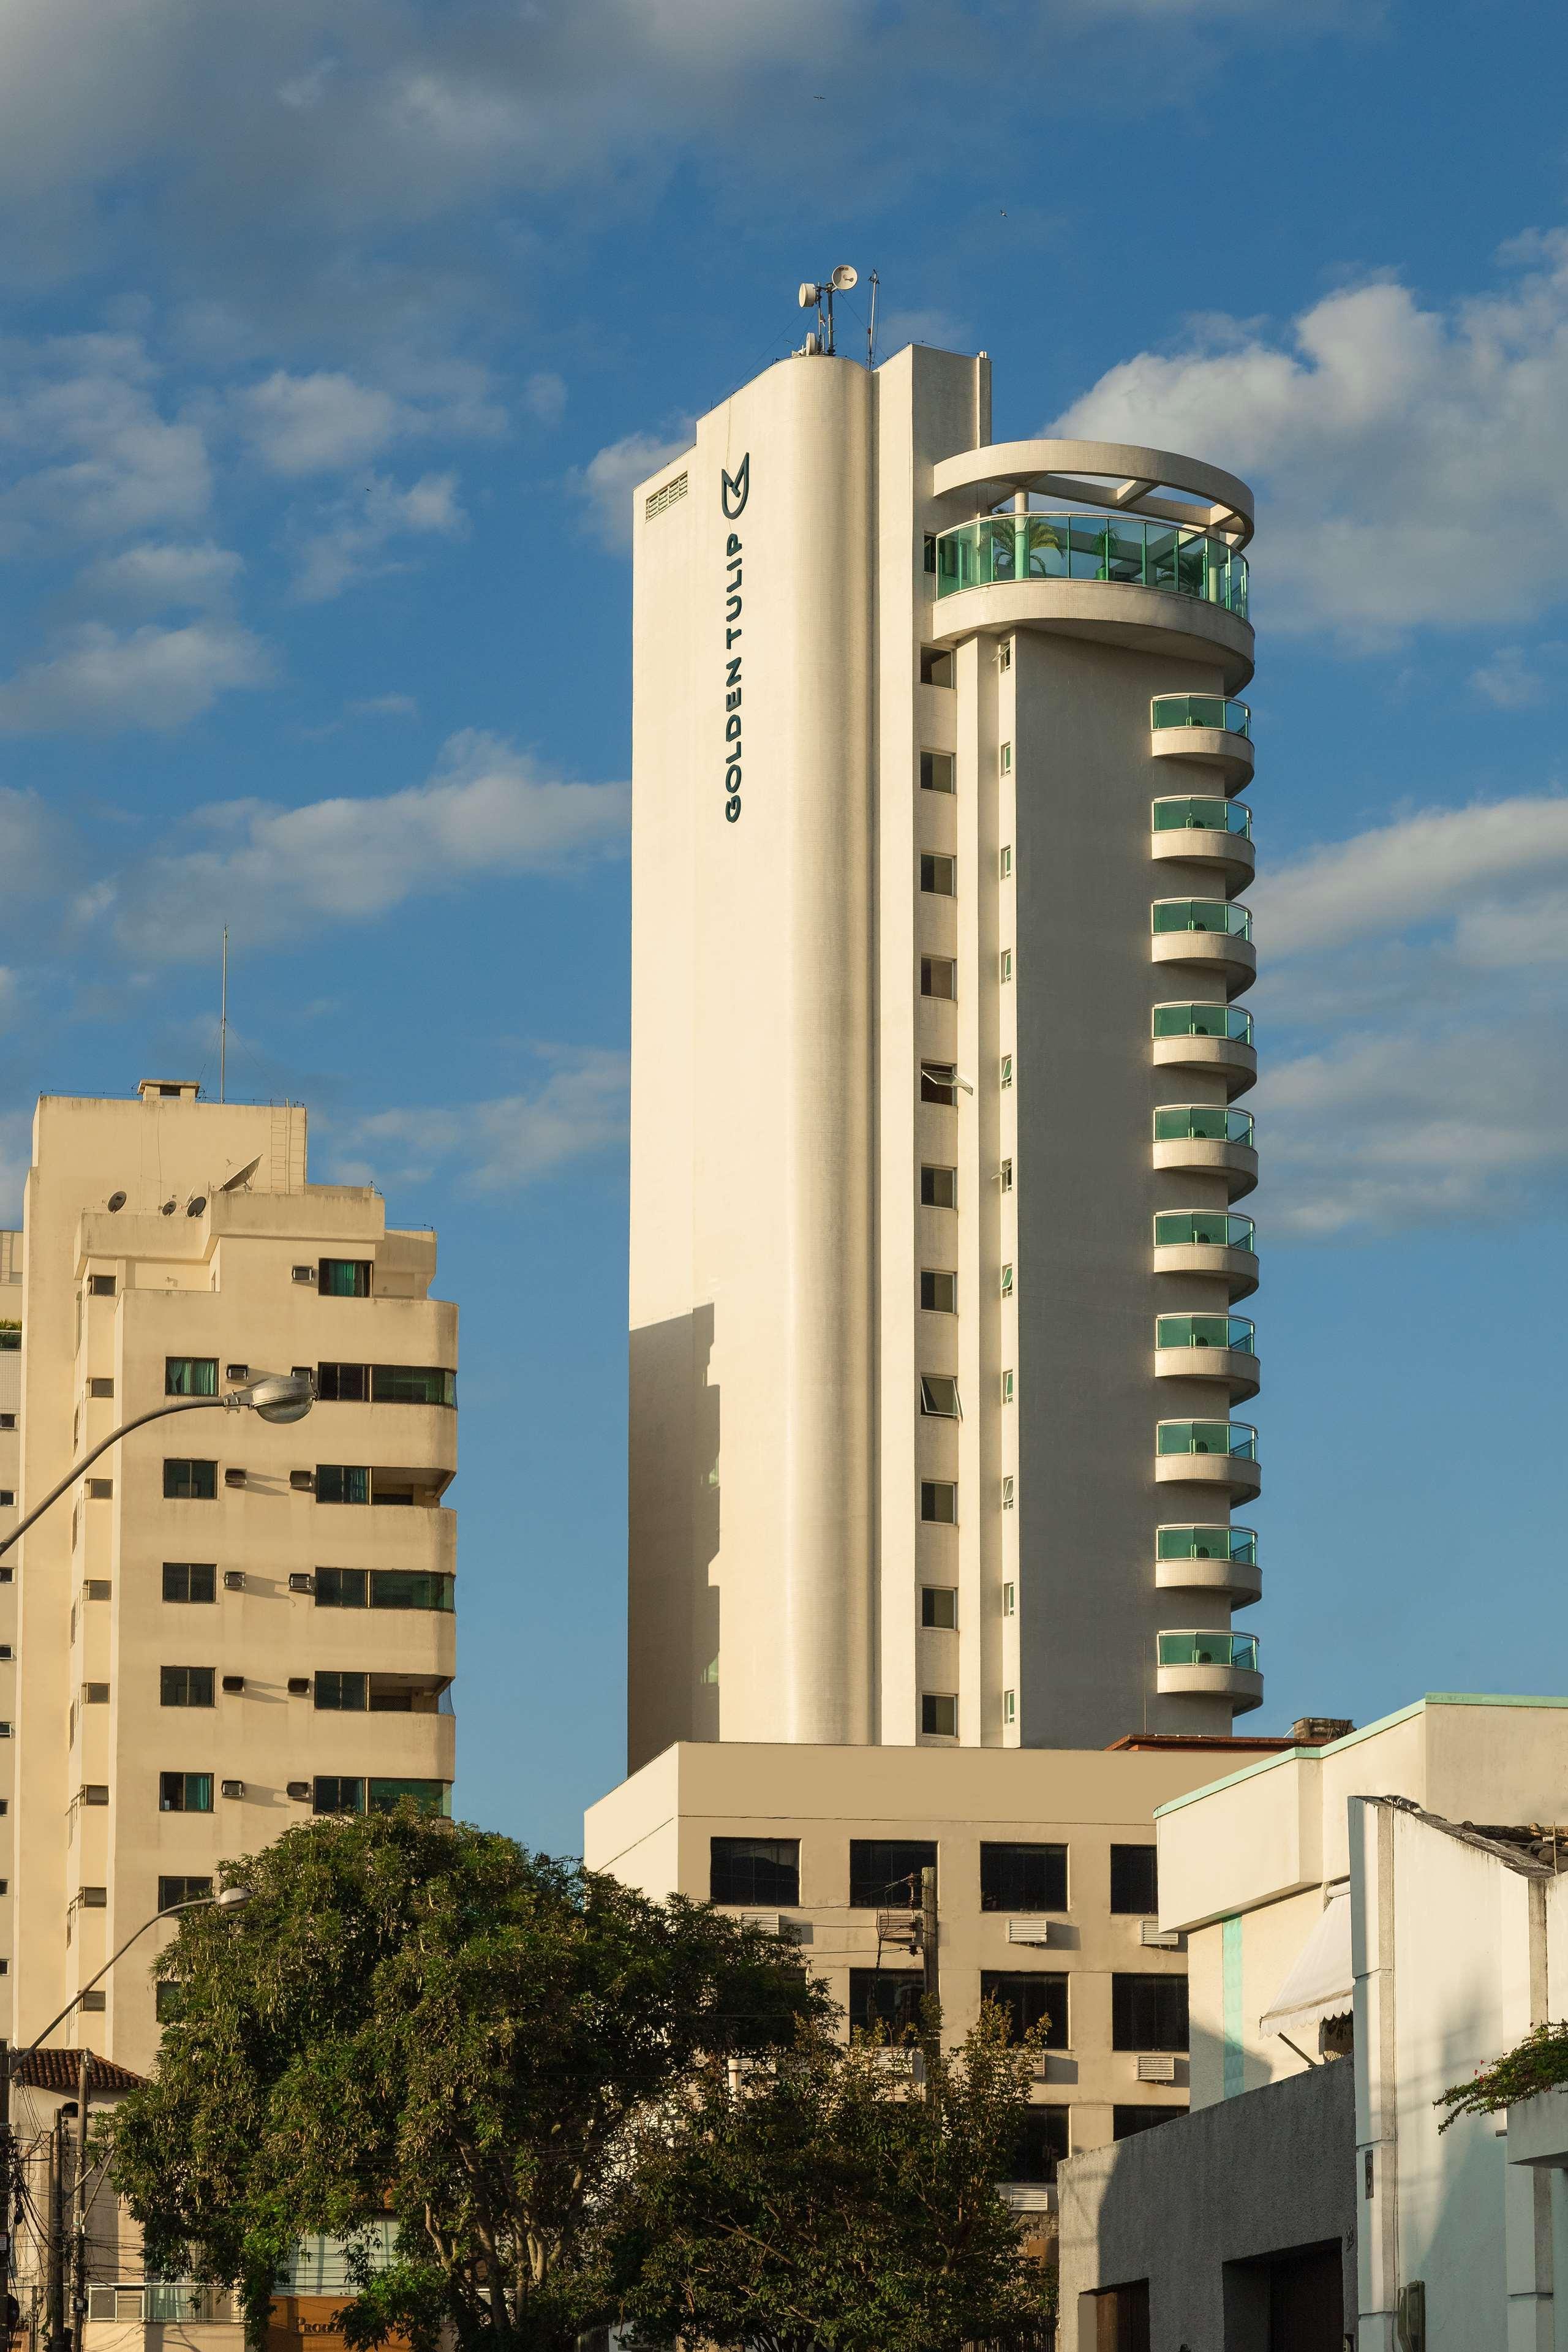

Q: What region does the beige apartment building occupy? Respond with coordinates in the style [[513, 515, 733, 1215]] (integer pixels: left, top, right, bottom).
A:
[[627, 335, 1261, 1765], [5, 1081, 457, 2079]]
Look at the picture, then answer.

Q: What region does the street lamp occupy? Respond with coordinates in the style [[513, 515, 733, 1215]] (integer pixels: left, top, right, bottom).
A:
[[0, 1886, 252, 2350], [0, 1373, 313, 1560]]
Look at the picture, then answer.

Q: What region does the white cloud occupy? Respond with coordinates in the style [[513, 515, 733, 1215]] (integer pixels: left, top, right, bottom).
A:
[[570, 428, 692, 550], [290, 469, 467, 601], [1053, 232, 1568, 636], [0, 331, 210, 551], [1469, 646, 1548, 710], [0, 619, 273, 734], [233, 370, 405, 476], [521, 372, 567, 428], [0, 1109, 32, 1223], [107, 728, 628, 954], [1253, 791, 1568, 1232], [330, 1048, 629, 1194], [77, 539, 243, 612]]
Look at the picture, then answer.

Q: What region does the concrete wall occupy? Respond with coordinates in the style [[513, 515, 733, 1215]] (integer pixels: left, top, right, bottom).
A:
[[1057, 2054, 1355, 2348]]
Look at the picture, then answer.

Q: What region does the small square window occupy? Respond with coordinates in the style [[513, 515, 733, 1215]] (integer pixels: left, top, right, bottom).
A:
[[1001, 1369, 1015, 1404], [163, 1460, 217, 1501], [1001, 1478, 1015, 1513], [161, 1666, 214, 1708], [1110, 1845, 1159, 1916], [165, 1359, 218, 1398], [1000, 1054, 1012, 1088], [998, 640, 1012, 673], [159, 1771, 213, 1814], [0, 1412, 14, 1430], [710, 1836, 801, 1905], [86, 1479, 113, 1500], [316, 1464, 371, 1506], [313, 1776, 366, 1816], [315, 1670, 368, 1711], [920, 1480, 957, 1525], [919, 1374, 960, 1419], [1000, 742, 1012, 774], [920, 853, 956, 896], [1003, 1580, 1016, 1615], [920, 648, 954, 688], [86, 1580, 111, 1600], [921, 1164, 957, 1208], [315, 1567, 367, 1607], [82, 1682, 109, 1705], [158, 1875, 213, 1913], [88, 1378, 114, 1400], [1004, 1689, 1016, 1725], [0, 1491, 11, 1508], [999, 949, 1013, 983], [920, 956, 957, 1000], [921, 1693, 957, 1738], [318, 1260, 372, 1298], [79, 1989, 105, 2011], [1000, 843, 1012, 878], [921, 1587, 957, 1630], [920, 750, 955, 794], [88, 1275, 116, 1298], [919, 1063, 957, 1107], [920, 1269, 957, 1314], [163, 1563, 216, 1604], [999, 1158, 1013, 1194]]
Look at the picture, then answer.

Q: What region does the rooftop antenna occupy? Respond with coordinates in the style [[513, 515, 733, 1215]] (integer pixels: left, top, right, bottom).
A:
[[797, 263, 858, 356], [219, 927, 228, 1105], [867, 270, 879, 370]]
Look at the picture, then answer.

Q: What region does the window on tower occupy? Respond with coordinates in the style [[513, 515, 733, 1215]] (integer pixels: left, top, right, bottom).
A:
[[921, 1164, 957, 1207], [920, 853, 956, 896], [919, 751, 955, 794], [920, 957, 957, 1000], [920, 1270, 957, 1313]]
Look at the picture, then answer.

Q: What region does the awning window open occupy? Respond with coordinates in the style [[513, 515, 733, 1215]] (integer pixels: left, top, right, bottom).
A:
[[1259, 1882, 1352, 2041]]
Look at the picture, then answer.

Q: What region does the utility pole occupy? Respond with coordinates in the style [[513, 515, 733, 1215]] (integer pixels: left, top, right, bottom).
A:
[[45, 2111, 66, 2352], [68, 2058, 89, 2352], [0, 2044, 11, 2348]]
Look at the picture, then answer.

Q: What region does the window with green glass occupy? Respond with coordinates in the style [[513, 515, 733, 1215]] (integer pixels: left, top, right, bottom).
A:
[[932, 515, 1248, 617], [1156, 1421, 1257, 1460], [1158, 1630, 1259, 1672], [165, 1358, 218, 1397], [159, 1771, 213, 1813], [1153, 1212, 1256, 1251], [1155, 1314, 1256, 1354], [1152, 1003, 1253, 1042], [163, 1459, 217, 1500], [1150, 694, 1251, 737], [160, 1665, 214, 1707], [370, 1365, 457, 1406], [1150, 899, 1252, 939], [318, 1260, 371, 1298], [368, 1779, 451, 1817], [1157, 1525, 1257, 1566], [1153, 1106, 1254, 1147], [315, 1464, 370, 1505], [315, 1567, 368, 1607], [1152, 796, 1251, 837], [314, 1671, 368, 1711], [313, 1776, 365, 1815], [374, 1570, 454, 1611]]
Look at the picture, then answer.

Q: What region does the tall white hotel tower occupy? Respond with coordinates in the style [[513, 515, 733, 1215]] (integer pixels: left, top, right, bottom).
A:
[[627, 336, 1261, 1769]]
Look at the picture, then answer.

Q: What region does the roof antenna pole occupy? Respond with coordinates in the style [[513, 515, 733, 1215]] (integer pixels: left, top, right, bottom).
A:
[[867, 270, 878, 369], [219, 928, 228, 1105]]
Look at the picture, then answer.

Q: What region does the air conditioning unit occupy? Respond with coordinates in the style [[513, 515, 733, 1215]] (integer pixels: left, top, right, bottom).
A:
[[1140, 1921, 1184, 1949], [220, 1779, 244, 1800], [224, 1468, 247, 1489], [222, 1675, 245, 1693], [288, 1571, 315, 1594], [292, 1265, 317, 1284], [78, 1785, 109, 1807], [739, 1912, 783, 1936], [287, 1677, 309, 1695], [290, 1471, 315, 1493], [1136, 2053, 1178, 2082], [223, 1570, 245, 1591], [286, 1781, 311, 1803], [1007, 1920, 1054, 1945]]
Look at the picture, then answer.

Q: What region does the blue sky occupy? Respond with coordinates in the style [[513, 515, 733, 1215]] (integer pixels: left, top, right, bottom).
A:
[[3, 0, 1567, 1852]]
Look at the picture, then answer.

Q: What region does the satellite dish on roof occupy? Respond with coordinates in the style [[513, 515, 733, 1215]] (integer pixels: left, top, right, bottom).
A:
[[220, 1155, 262, 1194], [831, 264, 858, 290], [106, 1192, 126, 1213]]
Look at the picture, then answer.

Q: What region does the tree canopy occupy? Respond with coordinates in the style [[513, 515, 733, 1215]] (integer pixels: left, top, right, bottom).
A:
[[110, 1812, 824, 2352], [1438, 2019, 1568, 2129]]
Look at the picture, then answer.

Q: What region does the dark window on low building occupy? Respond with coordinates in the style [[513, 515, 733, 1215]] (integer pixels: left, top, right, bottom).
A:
[[313, 1776, 365, 1815], [372, 1365, 456, 1406], [1112, 1973, 1189, 2052], [372, 1570, 454, 1610], [847, 1969, 924, 2037], [315, 1671, 368, 1711], [981, 1842, 1068, 1913], [981, 1970, 1068, 2047], [850, 1839, 937, 1910], [162, 1563, 216, 1604], [368, 1780, 447, 1815], [318, 1260, 372, 1298], [1114, 2105, 1185, 2140], [315, 1567, 368, 1607], [160, 1667, 214, 1708], [316, 1464, 370, 1505], [158, 1771, 213, 1814], [157, 1875, 213, 1912], [1110, 1844, 1159, 1915], [1005, 2106, 1069, 2185], [710, 1837, 801, 1907], [164, 1460, 217, 1500], [165, 1358, 218, 1398], [316, 1362, 369, 1401]]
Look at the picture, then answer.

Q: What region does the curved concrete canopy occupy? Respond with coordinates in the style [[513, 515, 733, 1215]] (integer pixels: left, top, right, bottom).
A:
[[930, 438, 1254, 549], [1156, 1659, 1264, 1714], [927, 577, 1254, 692], [1155, 1552, 1263, 1606], [1150, 726, 1255, 788], [1151, 1240, 1259, 1300]]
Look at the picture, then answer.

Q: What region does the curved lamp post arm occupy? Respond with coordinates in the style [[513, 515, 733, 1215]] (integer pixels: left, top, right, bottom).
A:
[[0, 1396, 238, 1561], [8, 1898, 216, 2071]]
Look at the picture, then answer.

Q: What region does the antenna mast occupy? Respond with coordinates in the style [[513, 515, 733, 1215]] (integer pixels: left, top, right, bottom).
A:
[[219, 928, 228, 1105], [867, 270, 879, 369]]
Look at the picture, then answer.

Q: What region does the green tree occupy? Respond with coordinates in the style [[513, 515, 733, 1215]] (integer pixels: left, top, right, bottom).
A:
[[608, 2002, 1057, 2352], [110, 1812, 826, 2352], [1438, 2019, 1568, 2129]]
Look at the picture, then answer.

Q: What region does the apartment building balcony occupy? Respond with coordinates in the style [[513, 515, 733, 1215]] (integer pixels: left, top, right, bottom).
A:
[[1150, 900, 1255, 995], [1150, 694, 1254, 788], [1150, 796, 1254, 891], [1156, 1524, 1261, 1605], [1152, 1003, 1256, 1096], [1154, 1314, 1259, 1403], [1152, 1210, 1258, 1300], [1155, 1419, 1261, 1501], [1156, 1628, 1262, 1712], [1152, 1106, 1257, 1200]]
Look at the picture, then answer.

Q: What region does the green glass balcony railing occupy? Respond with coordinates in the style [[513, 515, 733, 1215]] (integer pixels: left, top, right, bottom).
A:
[[1152, 1004, 1254, 1044], [1158, 1525, 1258, 1567], [1153, 1106, 1255, 1148], [1158, 1630, 1260, 1671], [932, 515, 1248, 617], [1157, 1419, 1258, 1460], [1152, 899, 1253, 940], [1153, 1212, 1257, 1251], [1151, 695, 1251, 737], [1153, 796, 1252, 838], [1155, 1314, 1256, 1354]]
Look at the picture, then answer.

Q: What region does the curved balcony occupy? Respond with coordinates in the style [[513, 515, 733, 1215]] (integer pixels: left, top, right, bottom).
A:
[[1155, 1313, 1259, 1404], [1150, 695, 1254, 789], [1152, 1210, 1258, 1300], [1150, 797, 1254, 892], [1156, 1629, 1263, 1714], [1151, 899, 1255, 995], [1152, 1002, 1256, 1097], [1155, 1419, 1261, 1501], [1152, 1106, 1257, 1200], [1156, 1524, 1261, 1605]]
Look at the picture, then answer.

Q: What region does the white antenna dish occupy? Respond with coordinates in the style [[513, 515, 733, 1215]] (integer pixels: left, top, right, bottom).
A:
[[798, 282, 819, 309], [831, 263, 858, 290], [220, 1153, 262, 1194]]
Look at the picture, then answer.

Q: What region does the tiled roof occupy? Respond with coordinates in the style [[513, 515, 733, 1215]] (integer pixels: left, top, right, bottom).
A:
[[12, 2048, 146, 2094]]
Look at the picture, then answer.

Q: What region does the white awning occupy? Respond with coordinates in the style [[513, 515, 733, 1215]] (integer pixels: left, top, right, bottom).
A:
[[1259, 1883, 1353, 2041]]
